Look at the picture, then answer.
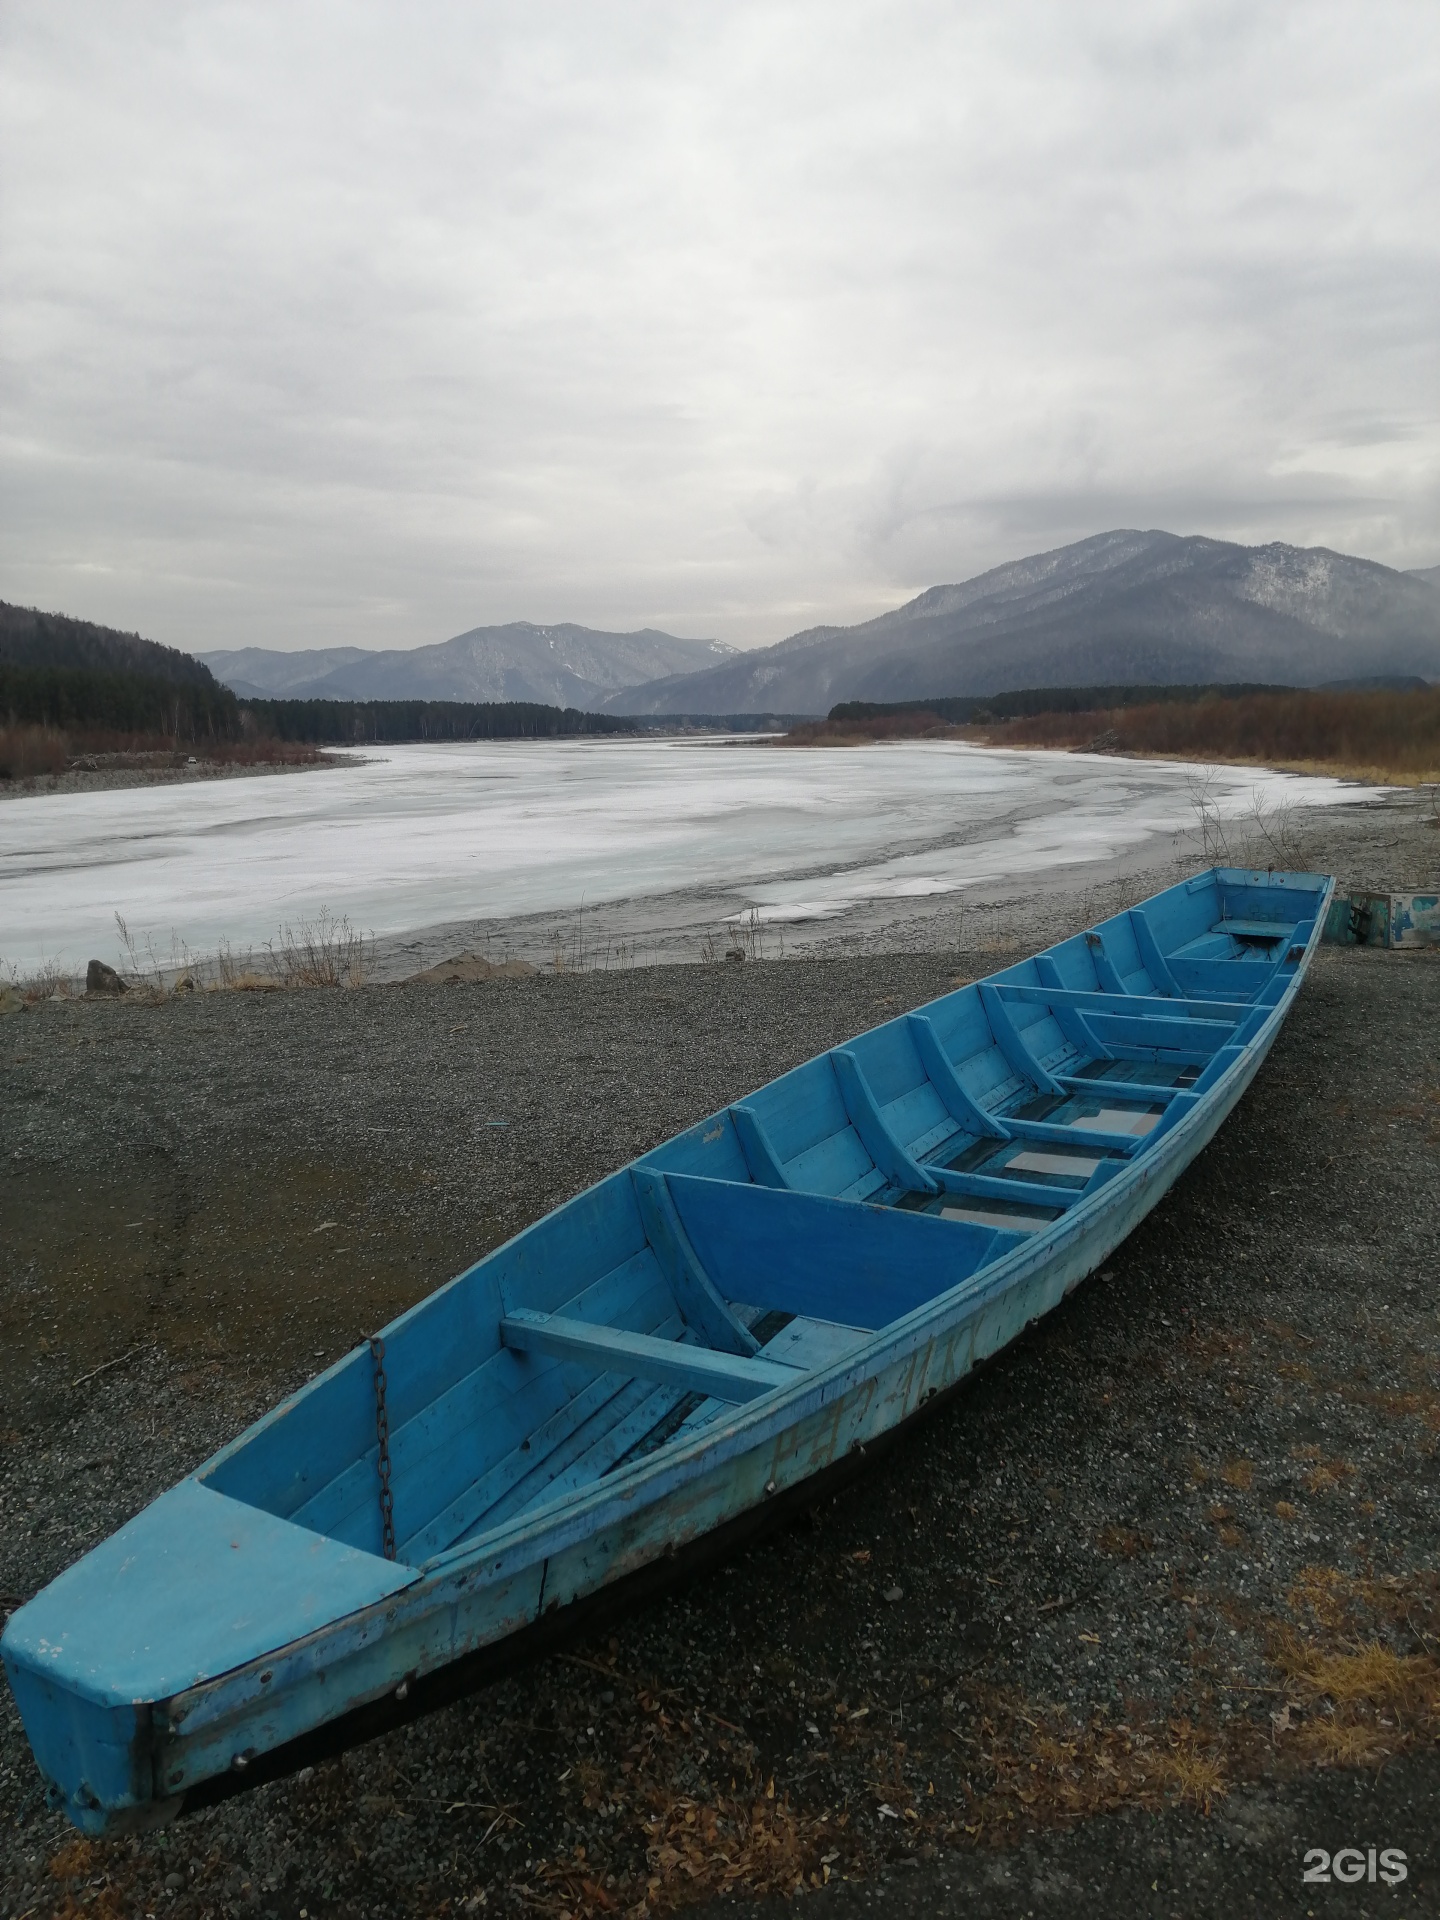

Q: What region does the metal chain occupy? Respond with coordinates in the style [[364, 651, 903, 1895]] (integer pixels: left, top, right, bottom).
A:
[[368, 1334, 397, 1561]]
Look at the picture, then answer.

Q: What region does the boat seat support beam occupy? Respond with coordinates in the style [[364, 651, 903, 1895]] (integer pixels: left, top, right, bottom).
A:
[[906, 1015, 1010, 1138], [630, 1168, 759, 1357], [728, 1104, 791, 1189], [830, 1049, 938, 1194], [978, 984, 1065, 1096]]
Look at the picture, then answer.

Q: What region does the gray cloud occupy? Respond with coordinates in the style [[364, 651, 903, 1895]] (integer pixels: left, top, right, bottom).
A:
[[1, 0, 1436, 651]]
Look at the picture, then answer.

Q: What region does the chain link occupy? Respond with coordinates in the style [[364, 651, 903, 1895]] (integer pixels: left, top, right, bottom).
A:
[[368, 1334, 397, 1561]]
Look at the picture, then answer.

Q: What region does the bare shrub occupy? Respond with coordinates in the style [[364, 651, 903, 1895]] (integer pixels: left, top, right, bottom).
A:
[[113, 912, 171, 993], [266, 908, 371, 988], [1186, 772, 1310, 872], [13, 957, 75, 1002], [716, 907, 782, 962], [0, 725, 67, 780], [205, 937, 281, 989], [972, 686, 1440, 785]]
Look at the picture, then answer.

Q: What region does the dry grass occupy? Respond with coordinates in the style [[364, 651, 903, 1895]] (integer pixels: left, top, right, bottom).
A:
[[1300, 1455, 1356, 1494], [2, 956, 78, 1002], [0, 722, 68, 779], [972, 687, 1440, 785], [266, 908, 371, 988], [509, 1669, 842, 1917], [784, 687, 1440, 785], [637, 1784, 838, 1906], [1261, 1566, 1440, 1773], [960, 1704, 1231, 1838], [115, 909, 372, 994], [0, 723, 323, 784]]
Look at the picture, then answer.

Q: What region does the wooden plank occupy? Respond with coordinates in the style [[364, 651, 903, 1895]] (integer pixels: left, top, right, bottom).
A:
[[500, 1309, 801, 1403], [511, 1383, 688, 1516], [299, 1256, 678, 1550], [1058, 1073, 1187, 1103], [1032, 954, 1110, 1058], [468, 1378, 682, 1534], [630, 1167, 759, 1356], [1069, 1107, 1160, 1139], [990, 983, 1251, 1029], [741, 1056, 849, 1167], [1214, 918, 1291, 941], [1008, 1148, 1103, 1179], [785, 1120, 874, 1197], [1000, 1115, 1148, 1154], [995, 982, 1252, 1022], [1081, 1010, 1234, 1052], [830, 1049, 938, 1194], [1166, 955, 1279, 997], [665, 1172, 1012, 1330], [938, 1202, 1049, 1233], [399, 1367, 639, 1561], [928, 1165, 1082, 1210]]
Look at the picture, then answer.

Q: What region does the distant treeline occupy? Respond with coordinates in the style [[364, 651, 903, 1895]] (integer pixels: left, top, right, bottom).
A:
[[829, 684, 1293, 725], [240, 697, 635, 743], [0, 665, 649, 749], [0, 662, 241, 739], [628, 712, 817, 732]]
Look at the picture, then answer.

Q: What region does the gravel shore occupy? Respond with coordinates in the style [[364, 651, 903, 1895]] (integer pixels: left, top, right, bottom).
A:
[[2, 867, 1439, 1915]]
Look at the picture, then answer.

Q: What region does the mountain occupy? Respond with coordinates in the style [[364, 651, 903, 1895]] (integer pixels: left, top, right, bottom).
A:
[[0, 602, 220, 690], [605, 532, 1440, 716], [1408, 564, 1440, 591], [202, 624, 734, 708], [197, 646, 374, 699]]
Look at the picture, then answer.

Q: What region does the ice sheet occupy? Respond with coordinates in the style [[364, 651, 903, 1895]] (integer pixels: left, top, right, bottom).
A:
[[0, 737, 1381, 974]]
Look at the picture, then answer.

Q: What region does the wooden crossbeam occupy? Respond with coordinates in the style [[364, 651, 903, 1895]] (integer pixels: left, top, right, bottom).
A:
[[993, 984, 1252, 1022], [928, 1166, 1080, 1210], [500, 1309, 800, 1404]]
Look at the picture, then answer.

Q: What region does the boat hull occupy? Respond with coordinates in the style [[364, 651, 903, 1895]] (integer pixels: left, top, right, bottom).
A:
[[2, 867, 1330, 1833]]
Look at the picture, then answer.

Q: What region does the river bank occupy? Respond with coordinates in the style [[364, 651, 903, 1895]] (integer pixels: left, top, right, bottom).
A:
[[0, 744, 345, 802]]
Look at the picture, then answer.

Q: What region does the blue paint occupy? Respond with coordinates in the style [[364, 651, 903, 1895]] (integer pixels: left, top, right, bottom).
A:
[[1, 866, 1335, 1834]]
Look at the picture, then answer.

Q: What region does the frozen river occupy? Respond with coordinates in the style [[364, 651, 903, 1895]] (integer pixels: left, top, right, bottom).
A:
[[0, 737, 1377, 976]]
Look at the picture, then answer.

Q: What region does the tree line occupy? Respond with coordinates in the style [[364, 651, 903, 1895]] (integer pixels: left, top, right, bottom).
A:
[[246, 697, 634, 742], [0, 663, 640, 752], [829, 683, 1293, 726]]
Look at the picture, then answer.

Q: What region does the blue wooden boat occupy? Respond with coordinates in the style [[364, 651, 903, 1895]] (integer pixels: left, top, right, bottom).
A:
[[4, 866, 1332, 1834]]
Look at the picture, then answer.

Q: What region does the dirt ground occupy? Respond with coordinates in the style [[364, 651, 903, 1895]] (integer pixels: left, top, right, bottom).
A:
[[1, 931, 1438, 1917]]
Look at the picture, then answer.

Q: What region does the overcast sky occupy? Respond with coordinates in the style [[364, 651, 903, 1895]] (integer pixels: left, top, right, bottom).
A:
[[2, 2, 1437, 654]]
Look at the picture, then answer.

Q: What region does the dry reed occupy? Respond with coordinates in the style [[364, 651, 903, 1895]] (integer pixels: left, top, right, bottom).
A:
[[976, 687, 1440, 784]]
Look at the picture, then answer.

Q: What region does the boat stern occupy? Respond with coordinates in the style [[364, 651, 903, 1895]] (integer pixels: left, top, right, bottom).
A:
[[1, 1477, 415, 1833]]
